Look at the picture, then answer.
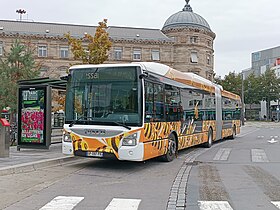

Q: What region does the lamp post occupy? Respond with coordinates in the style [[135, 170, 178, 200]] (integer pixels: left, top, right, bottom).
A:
[[16, 9, 26, 21], [241, 72, 245, 125]]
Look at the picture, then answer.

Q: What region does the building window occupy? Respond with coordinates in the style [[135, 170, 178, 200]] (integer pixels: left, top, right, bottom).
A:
[[151, 49, 160, 61], [38, 45, 47, 57], [114, 47, 122, 60], [252, 52, 261, 62], [190, 36, 198, 44], [133, 49, 141, 60], [0, 42, 3, 56], [206, 55, 211, 65], [191, 52, 198, 63], [207, 40, 212, 47], [60, 46, 69, 58]]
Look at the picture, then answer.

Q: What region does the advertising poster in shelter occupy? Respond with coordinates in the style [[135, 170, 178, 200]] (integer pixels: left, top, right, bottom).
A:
[[19, 88, 46, 144]]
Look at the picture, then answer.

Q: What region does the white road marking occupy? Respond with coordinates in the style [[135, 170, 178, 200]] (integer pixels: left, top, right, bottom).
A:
[[213, 148, 232, 161], [268, 138, 278, 144], [251, 149, 269, 162], [39, 196, 84, 210], [105, 198, 141, 210], [272, 201, 280, 209], [198, 201, 233, 210]]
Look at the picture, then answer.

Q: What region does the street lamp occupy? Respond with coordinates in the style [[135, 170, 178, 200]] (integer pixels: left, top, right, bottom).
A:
[[241, 72, 245, 125], [16, 9, 26, 21]]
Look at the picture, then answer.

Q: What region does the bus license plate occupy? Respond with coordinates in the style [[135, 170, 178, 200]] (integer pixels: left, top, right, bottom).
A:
[[87, 151, 103, 157]]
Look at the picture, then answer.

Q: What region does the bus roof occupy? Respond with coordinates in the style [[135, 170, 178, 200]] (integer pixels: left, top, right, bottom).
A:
[[69, 63, 141, 70], [137, 62, 240, 100], [137, 62, 217, 93]]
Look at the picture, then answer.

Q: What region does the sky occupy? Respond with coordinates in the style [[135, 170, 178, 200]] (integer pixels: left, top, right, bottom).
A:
[[1, 0, 280, 77]]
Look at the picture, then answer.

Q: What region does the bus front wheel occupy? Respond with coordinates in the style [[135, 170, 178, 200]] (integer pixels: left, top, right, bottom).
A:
[[162, 134, 177, 162]]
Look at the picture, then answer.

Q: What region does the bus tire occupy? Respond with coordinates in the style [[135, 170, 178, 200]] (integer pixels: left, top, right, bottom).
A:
[[162, 133, 177, 162], [229, 125, 236, 139], [204, 128, 213, 148]]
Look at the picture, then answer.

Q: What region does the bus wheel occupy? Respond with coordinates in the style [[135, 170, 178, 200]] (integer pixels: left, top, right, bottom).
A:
[[162, 134, 177, 162], [204, 128, 213, 148], [229, 125, 236, 139]]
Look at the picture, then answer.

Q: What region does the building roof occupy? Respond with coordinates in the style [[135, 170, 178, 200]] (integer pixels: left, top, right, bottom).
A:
[[162, 0, 212, 31], [18, 77, 67, 89], [0, 20, 173, 42]]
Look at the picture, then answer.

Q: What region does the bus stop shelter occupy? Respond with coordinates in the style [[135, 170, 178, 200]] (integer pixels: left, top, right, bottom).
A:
[[17, 77, 66, 150]]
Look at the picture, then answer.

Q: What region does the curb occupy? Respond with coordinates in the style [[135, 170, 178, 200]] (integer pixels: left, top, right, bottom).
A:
[[0, 155, 79, 176]]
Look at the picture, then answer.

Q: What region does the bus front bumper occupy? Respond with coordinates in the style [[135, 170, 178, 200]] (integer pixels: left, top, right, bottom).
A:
[[118, 142, 144, 161]]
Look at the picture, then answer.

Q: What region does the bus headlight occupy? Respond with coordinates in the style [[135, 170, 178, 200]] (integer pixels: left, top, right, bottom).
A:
[[63, 132, 72, 142], [122, 132, 139, 146]]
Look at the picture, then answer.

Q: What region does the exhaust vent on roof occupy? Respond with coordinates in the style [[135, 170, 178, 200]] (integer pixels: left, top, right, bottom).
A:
[[0, 27, 4, 30]]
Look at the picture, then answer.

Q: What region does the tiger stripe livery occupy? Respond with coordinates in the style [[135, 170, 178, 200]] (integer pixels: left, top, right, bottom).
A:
[[68, 119, 238, 161]]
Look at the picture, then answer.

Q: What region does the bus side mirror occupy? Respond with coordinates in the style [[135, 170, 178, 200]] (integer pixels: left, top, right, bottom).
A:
[[139, 72, 148, 79], [60, 74, 71, 81]]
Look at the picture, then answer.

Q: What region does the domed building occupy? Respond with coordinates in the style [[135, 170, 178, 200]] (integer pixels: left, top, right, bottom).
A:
[[0, 0, 215, 80], [162, 0, 216, 80]]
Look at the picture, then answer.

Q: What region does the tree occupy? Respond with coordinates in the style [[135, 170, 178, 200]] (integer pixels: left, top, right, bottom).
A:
[[217, 69, 280, 120], [0, 39, 40, 114], [214, 72, 242, 96], [258, 69, 280, 119], [243, 73, 262, 104], [65, 19, 112, 64]]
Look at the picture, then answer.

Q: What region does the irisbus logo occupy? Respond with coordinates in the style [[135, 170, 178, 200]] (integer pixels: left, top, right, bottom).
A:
[[84, 129, 106, 135]]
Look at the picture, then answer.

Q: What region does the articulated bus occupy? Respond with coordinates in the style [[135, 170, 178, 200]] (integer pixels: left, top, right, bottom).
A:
[[62, 62, 241, 161]]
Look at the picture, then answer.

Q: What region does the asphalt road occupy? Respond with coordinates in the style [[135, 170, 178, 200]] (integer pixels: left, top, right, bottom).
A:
[[1, 122, 280, 210], [186, 122, 280, 210]]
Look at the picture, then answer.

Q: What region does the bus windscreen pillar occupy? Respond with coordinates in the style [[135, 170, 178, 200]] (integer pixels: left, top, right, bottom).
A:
[[0, 118, 10, 157], [17, 86, 52, 150]]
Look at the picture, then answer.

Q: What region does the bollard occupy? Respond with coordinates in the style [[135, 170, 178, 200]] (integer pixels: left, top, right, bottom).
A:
[[0, 118, 10, 157]]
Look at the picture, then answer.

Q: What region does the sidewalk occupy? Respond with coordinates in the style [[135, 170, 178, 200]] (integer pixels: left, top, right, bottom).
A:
[[0, 143, 75, 176], [243, 120, 280, 127]]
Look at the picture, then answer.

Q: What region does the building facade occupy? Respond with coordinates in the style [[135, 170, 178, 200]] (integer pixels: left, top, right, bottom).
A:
[[0, 0, 215, 80], [251, 46, 280, 76]]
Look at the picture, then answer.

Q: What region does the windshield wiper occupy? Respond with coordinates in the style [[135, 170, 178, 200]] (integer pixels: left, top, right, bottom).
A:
[[69, 116, 93, 127], [110, 121, 131, 130]]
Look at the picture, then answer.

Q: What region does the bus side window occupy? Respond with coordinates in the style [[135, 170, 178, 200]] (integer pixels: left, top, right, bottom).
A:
[[165, 85, 180, 121], [144, 82, 164, 122], [154, 84, 164, 121], [145, 82, 154, 122]]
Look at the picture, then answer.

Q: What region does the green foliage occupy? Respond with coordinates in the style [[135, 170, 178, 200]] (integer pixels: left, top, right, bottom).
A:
[[258, 69, 280, 102], [0, 39, 40, 112], [215, 69, 280, 106], [243, 73, 261, 104], [214, 72, 242, 96], [65, 19, 112, 64]]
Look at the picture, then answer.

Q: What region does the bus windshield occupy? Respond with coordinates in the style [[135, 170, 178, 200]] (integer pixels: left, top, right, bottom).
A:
[[65, 66, 142, 127]]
